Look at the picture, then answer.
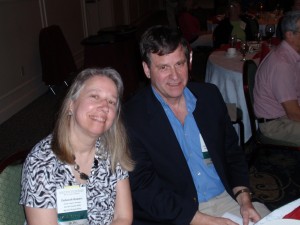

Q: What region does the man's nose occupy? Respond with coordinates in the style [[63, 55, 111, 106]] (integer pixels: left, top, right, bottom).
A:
[[169, 67, 180, 79]]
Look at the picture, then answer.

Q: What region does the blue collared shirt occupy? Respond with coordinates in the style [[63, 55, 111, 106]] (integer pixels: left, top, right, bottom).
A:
[[153, 87, 224, 202]]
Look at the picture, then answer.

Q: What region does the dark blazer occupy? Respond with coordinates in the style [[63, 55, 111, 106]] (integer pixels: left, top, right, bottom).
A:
[[123, 82, 250, 225]]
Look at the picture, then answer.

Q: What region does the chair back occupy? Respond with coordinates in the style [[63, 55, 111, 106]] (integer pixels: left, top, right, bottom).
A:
[[242, 60, 258, 137], [39, 25, 77, 85], [0, 150, 29, 225]]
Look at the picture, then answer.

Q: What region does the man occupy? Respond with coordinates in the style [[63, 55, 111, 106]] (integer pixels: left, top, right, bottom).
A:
[[124, 25, 269, 225], [254, 11, 300, 146]]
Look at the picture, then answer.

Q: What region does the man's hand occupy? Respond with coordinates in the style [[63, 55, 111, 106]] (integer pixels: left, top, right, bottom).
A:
[[234, 187, 261, 225]]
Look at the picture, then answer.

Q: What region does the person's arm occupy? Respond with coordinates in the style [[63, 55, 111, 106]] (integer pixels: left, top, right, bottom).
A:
[[282, 100, 300, 121], [233, 186, 261, 225], [271, 62, 300, 121], [111, 178, 133, 225], [190, 210, 239, 225], [25, 207, 57, 225]]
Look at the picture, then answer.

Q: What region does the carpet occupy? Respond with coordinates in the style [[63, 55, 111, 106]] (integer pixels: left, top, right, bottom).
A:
[[250, 148, 300, 211]]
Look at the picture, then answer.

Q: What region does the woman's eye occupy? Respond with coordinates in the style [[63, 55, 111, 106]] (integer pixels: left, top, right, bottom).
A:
[[90, 94, 98, 99], [108, 99, 116, 106]]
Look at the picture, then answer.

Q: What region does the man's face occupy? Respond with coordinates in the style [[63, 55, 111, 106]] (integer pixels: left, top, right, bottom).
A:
[[142, 44, 189, 103]]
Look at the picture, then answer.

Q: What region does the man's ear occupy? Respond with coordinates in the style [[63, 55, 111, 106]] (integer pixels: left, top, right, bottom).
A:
[[142, 62, 151, 79], [189, 51, 193, 71], [285, 31, 294, 42]]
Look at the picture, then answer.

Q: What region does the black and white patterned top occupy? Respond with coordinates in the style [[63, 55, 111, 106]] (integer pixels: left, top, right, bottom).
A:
[[19, 134, 129, 225]]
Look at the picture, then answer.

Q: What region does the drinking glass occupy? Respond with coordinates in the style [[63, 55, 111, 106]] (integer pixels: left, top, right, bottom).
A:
[[229, 34, 237, 48], [265, 24, 275, 47], [240, 42, 249, 61], [255, 32, 262, 44]]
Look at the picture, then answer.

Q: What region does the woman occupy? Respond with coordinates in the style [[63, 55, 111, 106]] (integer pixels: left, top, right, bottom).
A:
[[20, 68, 134, 225], [213, 0, 259, 48]]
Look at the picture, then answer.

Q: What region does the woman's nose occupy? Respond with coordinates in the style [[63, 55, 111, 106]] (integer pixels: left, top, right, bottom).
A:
[[98, 99, 109, 112]]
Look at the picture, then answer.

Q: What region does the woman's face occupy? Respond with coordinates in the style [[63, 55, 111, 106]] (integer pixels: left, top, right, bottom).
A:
[[70, 75, 118, 139]]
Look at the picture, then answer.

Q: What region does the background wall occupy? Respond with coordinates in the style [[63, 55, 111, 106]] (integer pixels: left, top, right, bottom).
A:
[[0, 0, 164, 124]]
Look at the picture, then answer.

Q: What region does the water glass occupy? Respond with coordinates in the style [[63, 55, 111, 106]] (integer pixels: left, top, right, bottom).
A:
[[229, 34, 237, 48]]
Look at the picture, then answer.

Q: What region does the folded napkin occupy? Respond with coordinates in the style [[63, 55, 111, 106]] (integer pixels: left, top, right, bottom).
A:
[[283, 206, 300, 220], [252, 52, 261, 59], [218, 44, 230, 51], [271, 37, 281, 46], [252, 42, 271, 62]]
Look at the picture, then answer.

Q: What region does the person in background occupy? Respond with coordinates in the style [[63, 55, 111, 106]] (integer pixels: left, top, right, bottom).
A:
[[177, 0, 213, 48], [20, 68, 134, 225], [124, 25, 270, 225], [254, 11, 300, 147], [294, 0, 300, 10], [166, 0, 181, 28], [213, 0, 258, 48]]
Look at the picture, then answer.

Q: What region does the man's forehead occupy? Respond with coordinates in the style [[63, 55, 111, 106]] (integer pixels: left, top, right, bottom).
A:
[[150, 45, 185, 57]]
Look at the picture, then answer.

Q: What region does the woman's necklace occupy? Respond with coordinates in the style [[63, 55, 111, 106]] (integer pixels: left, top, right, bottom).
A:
[[74, 158, 98, 180]]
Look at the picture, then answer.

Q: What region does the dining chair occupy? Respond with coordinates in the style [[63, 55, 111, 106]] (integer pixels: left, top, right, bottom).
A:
[[39, 25, 78, 95], [242, 60, 300, 163], [0, 149, 29, 225], [226, 103, 245, 149]]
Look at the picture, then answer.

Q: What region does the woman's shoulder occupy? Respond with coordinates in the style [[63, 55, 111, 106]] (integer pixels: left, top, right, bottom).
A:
[[26, 134, 59, 165]]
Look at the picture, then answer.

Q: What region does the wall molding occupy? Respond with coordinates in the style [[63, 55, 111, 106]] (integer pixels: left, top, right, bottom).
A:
[[0, 76, 47, 125]]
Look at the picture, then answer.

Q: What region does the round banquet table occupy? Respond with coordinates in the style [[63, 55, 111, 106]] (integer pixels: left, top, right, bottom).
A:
[[205, 50, 259, 142]]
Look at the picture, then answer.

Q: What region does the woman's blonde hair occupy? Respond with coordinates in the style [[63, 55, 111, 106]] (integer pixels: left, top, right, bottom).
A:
[[52, 67, 134, 172]]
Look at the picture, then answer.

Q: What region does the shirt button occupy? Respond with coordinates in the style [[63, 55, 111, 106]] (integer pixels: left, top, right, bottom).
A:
[[197, 171, 201, 176]]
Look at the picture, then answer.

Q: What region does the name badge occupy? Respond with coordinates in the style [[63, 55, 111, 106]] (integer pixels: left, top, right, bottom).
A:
[[200, 134, 212, 165], [57, 185, 88, 225]]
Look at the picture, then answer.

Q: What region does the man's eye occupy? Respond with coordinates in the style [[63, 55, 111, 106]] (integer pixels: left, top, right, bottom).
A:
[[159, 66, 171, 73], [176, 61, 185, 67]]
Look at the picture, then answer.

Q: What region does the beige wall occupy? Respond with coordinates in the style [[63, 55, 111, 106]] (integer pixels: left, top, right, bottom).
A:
[[0, 0, 164, 124], [0, 0, 84, 124]]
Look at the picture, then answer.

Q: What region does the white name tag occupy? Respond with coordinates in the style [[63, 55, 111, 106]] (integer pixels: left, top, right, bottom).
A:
[[57, 185, 88, 225], [200, 133, 212, 164]]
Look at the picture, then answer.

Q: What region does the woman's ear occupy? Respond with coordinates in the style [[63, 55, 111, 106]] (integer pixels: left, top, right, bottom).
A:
[[68, 101, 74, 115], [142, 62, 151, 79]]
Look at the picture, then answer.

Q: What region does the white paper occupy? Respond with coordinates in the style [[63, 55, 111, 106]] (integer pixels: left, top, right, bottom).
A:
[[222, 212, 254, 225]]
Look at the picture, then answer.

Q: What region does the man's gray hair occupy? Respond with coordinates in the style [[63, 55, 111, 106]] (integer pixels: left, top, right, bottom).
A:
[[281, 10, 300, 37]]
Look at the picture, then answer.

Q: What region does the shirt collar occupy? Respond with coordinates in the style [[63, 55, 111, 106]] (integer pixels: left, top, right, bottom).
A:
[[151, 86, 197, 113]]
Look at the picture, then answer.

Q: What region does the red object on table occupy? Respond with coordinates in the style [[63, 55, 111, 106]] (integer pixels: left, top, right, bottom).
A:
[[283, 206, 300, 220]]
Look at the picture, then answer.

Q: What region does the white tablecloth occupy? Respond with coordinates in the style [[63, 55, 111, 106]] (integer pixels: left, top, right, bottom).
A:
[[255, 198, 300, 225], [205, 50, 258, 142]]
